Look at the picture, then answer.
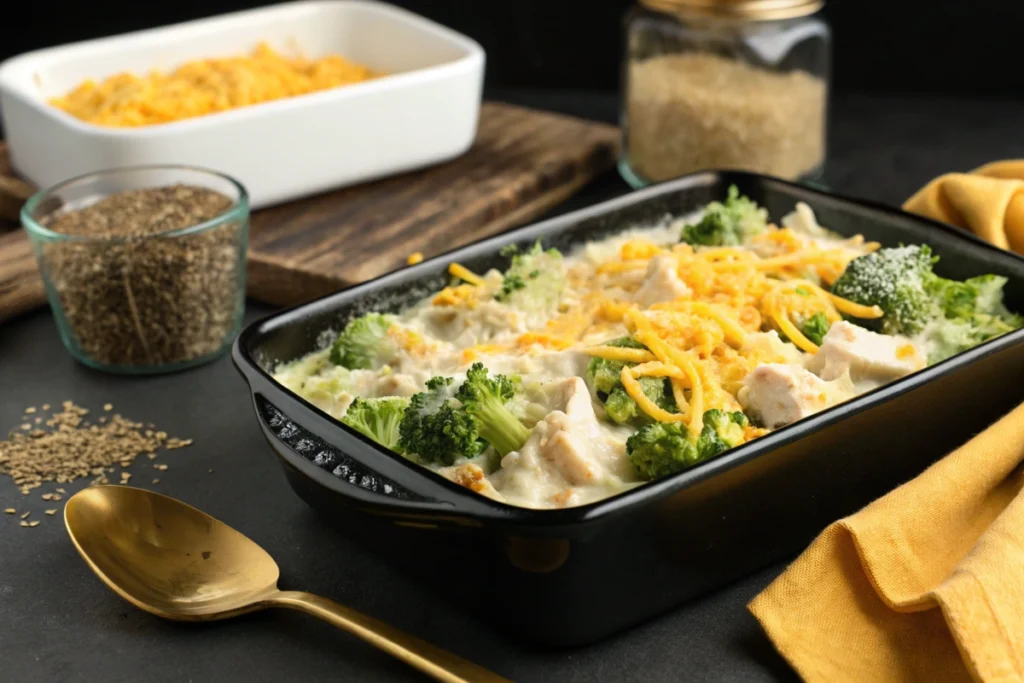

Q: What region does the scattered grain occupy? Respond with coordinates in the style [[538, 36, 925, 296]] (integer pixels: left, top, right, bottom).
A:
[[56, 488, 66, 494], [4, 508, 15, 514], [165, 438, 193, 450], [20, 511, 30, 519], [45, 509, 57, 516], [0, 402, 189, 492], [25, 407, 36, 414], [154, 463, 168, 471], [152, 478, 160, 484], [146, 453, 158, 460], [19, 521, 29, 527], [103, 404, 113, 411], [28, 520, 40, 527], [626, 52, 826, 182], [42, 404, 50, 411], [20, 424, 31, 431]]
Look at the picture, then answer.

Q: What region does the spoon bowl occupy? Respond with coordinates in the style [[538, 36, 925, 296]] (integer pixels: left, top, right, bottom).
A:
[[65, 485, 508, 683], [66, 485, 280, 620]]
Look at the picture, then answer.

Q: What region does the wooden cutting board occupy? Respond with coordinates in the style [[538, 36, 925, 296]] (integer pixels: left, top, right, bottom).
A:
[[0, 102, 619, 321]]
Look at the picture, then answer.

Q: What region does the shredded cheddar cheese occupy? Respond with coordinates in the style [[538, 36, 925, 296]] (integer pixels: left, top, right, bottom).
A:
[[448, 263, 484, 286], [50, 43, 382, 128]]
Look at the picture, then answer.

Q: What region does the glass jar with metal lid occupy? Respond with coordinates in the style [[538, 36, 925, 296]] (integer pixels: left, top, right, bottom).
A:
[[620, 0, 830, 187]]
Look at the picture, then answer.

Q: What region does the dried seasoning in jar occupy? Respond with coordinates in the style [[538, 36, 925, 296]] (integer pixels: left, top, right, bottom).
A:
[[32, 182, 247, 370], [621, 0, 831, 186]]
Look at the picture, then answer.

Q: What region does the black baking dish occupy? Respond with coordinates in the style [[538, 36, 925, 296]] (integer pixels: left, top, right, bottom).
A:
[[233, 171, 1024, 647]]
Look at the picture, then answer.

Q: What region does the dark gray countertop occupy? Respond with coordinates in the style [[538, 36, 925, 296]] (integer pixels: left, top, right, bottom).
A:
[[3, 91, 1024, 683]]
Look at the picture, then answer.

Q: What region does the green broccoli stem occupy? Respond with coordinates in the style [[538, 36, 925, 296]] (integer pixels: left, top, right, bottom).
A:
[[467, 398, 531, 456]]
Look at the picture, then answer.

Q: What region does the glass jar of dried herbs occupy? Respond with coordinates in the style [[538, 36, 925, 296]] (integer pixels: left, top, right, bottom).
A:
[[22, 167, 249, 373]]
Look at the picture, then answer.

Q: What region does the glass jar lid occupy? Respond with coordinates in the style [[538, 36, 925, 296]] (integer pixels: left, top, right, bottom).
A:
[[640, 0, 823, 21]]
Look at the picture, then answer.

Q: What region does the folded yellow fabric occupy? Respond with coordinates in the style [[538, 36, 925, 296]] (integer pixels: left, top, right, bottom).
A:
[[748, 402, 1024, 682], [903, 160, 1024, 255]]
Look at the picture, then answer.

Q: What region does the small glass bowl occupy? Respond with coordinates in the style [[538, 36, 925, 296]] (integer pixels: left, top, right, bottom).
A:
[[22, 166, 249, 374]]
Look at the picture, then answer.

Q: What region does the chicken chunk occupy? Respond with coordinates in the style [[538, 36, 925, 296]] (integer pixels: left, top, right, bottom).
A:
[[374, 372, 421, 398], [739, 363, 854, 429], [634, 254, 692, 307], [805, 321, 926, 383], [439, 463, 504, 502], [504, 378, 628, 488]]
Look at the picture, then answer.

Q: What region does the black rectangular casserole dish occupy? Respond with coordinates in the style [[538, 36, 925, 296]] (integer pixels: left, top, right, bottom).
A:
[[233, 171, 1024, 647]]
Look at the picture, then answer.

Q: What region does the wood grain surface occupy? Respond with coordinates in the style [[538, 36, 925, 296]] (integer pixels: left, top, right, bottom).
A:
[[0, 102, 618, 322]]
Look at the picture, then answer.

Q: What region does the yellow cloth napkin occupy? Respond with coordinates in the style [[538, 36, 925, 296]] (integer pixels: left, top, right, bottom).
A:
[[903, 160, 1024, 255], [749, 402, 1024, 682]]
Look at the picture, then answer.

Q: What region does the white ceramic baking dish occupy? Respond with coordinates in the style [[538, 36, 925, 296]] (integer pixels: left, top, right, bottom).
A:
[[0, 1, 484, 208]]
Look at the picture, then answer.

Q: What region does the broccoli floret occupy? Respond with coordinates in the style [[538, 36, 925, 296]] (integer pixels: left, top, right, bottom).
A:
[[495, 241, 564, 311], [832, 246, 1023, 360], [626, 423, 700, 479], [799, 311, 831, 346], [455, 363, 531, 456], [695, 409, 749, 460], [680, 185, 769, 246], [587, 337, 646, 394], [398, 376, 485, 465], [627, 410, 750, 480], [586, 337, 676, 425], [831, 246, 938, 335], [604, 379, 675, 424], [341, 397, 410, 453], [922, 274, 1022, 362], [329, 313, 396, 369]]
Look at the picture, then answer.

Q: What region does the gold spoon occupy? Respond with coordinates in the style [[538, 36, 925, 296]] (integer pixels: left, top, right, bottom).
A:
[[64, 485, 509, 683]]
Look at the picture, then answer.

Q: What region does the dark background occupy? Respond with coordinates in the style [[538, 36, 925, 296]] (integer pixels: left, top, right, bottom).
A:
[[4, 0, 1024, 97]]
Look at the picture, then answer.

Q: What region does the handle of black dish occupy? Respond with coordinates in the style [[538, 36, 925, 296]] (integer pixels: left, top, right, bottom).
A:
[[248, 385, 502, 520]]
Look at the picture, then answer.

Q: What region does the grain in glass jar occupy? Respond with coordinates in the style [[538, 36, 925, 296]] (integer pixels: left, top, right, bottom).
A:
[[621, 0, 830, 187], [22, 166, 249, 374]]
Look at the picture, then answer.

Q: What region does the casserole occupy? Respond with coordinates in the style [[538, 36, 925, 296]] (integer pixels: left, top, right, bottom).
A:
[[234, 171, 1024, 646], [0, 1, 484, 209]]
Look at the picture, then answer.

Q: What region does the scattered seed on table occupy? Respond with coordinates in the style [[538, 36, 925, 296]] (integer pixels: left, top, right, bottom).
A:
[[21, 424, 30, 430], [34, 418, 42, 424], [1, 401, 190, 494], [166, 438, 193, 449], [45, 509, 57, 516], [20, 511, 30, 519], [4, 508, 15, 514], [154, 464, 168, 471], [25, 407, 36, 414], [20, 521, 29, 527], [103, 404, 112, 411], [152, 478, 160, 484], [121, 472, 132, 481], [208, 469, 214, 474], [147, 453, 157, 460], [28, 521, 40, 527], [42, 404, 50, 411]]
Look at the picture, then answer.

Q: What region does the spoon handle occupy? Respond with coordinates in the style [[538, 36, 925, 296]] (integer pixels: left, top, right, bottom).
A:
[[268, 590, 512, 683]]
